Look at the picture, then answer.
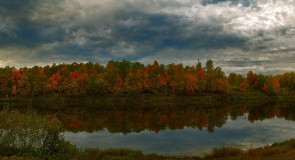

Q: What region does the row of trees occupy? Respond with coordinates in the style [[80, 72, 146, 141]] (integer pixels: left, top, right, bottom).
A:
[[0, 60, 294, 96]]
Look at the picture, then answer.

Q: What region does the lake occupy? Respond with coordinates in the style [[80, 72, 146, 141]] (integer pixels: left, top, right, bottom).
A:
[[1, 98, 295, 156]]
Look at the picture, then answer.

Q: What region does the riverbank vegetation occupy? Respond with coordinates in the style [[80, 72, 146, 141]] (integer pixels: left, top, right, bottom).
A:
[[3, 139, 295, 160], [1, 60, 295, 97]]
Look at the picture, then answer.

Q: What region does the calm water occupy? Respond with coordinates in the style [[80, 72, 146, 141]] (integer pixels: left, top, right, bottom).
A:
[[2, 99, 295, 156]]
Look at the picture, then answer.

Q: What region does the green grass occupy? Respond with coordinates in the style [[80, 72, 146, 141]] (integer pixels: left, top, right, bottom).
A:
[[202, 139, 295, 160], [2, 139, 295, 160]]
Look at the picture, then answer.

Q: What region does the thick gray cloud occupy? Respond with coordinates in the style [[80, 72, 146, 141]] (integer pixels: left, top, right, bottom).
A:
[[0, 0, 294, 74]]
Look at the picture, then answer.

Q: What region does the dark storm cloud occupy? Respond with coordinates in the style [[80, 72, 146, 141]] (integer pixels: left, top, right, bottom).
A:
[[0, 1, 246, 51], [105, 12, 246, 50], [0, 0, 66, 47], [202, 0, 251, 6], [0, 22, 66, 48], [0, 0, 294, 74]]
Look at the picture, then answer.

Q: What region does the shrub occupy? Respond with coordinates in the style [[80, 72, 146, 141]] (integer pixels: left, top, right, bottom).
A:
[[0, 110, 68, 158]]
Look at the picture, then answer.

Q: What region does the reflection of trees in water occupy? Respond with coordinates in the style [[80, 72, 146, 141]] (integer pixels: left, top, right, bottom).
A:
[[246, 104, 295, 123], [52, 103, 295, 133], [3, 102, 295, 134], [56, 106, 232, 133]]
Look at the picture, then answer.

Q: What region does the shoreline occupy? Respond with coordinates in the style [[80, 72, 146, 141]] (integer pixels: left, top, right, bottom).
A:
[[2, 139, 295, 160], [1, 92, 295, 105]]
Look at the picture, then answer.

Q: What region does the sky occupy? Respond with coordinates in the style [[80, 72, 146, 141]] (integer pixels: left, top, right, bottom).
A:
[[0, 0, 295, 74]]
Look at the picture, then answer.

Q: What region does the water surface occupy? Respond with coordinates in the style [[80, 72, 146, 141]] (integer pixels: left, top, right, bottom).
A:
[[2, 99, 295, 156]]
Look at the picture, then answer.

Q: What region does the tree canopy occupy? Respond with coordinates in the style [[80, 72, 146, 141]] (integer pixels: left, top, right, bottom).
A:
[[0, 60, 292, 96]]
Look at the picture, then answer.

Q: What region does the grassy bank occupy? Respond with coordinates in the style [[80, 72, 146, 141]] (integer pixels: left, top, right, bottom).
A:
[[203, 139, 295, 160], [2, 139, 295, 160]]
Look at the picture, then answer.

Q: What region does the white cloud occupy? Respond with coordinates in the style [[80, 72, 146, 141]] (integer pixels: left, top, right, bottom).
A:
[[224, 0, 295, 36]]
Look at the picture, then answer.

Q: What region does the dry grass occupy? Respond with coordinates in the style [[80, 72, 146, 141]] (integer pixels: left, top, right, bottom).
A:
[[204, 139, 295, 160]]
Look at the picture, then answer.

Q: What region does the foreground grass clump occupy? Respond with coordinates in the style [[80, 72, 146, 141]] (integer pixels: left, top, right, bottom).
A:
[[204, 147, 243, 159]]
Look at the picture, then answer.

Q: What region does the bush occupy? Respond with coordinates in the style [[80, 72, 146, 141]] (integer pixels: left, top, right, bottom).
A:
[[0, 110, 69, 158]]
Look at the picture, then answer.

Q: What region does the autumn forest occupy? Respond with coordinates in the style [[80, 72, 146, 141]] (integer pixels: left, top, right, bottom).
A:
[[1, 59, 293, 97]]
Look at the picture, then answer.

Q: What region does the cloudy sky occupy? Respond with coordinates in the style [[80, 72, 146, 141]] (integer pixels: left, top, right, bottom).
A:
[[0, 0, 294, 74]]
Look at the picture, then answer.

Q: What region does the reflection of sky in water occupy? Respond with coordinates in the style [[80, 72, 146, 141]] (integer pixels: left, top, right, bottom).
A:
[[64, 116, 295, 156]]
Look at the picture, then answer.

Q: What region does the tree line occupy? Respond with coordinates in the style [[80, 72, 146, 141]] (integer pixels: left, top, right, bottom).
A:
[[0, 59, 293, 96]]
